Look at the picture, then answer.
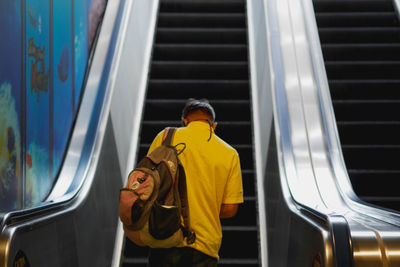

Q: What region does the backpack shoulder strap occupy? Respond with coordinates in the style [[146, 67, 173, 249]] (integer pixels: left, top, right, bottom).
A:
[[178, 164, 196, 244], [161, 127, 195, 243], [162, 127, 177, 146]]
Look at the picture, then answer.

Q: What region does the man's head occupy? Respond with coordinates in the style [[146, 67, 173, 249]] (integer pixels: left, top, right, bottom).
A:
[[181, 98, 217, 130]]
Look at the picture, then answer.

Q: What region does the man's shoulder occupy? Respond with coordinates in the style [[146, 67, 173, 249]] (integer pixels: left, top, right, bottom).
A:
[[213, 135, 238, 155]]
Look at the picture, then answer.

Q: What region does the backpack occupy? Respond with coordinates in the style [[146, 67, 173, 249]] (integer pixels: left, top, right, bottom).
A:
[[119, 127, 196, 248]]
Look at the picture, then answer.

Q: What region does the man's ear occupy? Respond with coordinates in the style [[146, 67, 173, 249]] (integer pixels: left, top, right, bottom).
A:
[[182, 118, 188, 126], [212, 122, 217, 130]]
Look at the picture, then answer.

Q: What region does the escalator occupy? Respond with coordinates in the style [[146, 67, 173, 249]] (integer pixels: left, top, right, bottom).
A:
[[121, 0, 260, 266], [313, 0, 400, 212]]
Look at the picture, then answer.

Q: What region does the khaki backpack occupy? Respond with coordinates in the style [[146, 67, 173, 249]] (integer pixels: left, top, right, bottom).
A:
[[119, 127, 195, 248]]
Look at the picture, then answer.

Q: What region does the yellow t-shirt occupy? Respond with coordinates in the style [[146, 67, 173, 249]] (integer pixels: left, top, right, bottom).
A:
[[148, 121, 244, 259]]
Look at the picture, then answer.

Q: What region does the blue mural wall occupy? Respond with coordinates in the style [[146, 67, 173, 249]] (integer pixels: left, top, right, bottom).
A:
[[0, 0, 106, 212]]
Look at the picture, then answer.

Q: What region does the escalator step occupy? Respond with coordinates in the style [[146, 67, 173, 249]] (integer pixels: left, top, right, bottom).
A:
[[147, 79, 250, 100], [313, 0, 393, 12], [221, 197, 257, 227], [156, 28, 247, 44], [342, 145, 400, 170], [160, 0, 245, 13], [158, 13, 246, 28], [122, 259, 147, 267], [242, 170, 255, 197], [153, 44, 247, 61], [315, 12, 398, 27], [151, 61, 248, 79], [142, 100, 251, 121], [348, 170, 400, 197], [325, 61, 400, 79], [218, 259, 259, 267], [329, 80, 400, 100], [360, 197, 400, 211], [219, 226, 259, 259], [321, 44, 400, 61], [318, 27, 400, 43], [333, 100, 400, 121], [338, 122, 400, 145]]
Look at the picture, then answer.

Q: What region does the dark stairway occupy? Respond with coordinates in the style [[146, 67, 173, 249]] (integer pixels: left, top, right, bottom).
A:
[[121, 0, 260, 266], [313, 0, 400, 211]]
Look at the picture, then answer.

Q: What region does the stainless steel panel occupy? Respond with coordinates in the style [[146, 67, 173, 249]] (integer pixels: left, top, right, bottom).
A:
[[266, 0, 400, 265]]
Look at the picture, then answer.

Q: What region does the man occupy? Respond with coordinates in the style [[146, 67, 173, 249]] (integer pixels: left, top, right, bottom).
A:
[[147, 99, 244, 267]]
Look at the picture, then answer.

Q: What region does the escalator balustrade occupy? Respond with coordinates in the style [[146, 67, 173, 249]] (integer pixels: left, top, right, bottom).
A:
[[313, 0, 400, 211]]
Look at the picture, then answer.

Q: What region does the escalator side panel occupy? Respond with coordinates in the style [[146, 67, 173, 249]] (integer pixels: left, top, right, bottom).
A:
[[2, 117, 122, 267], [266, 123, 332, 267]]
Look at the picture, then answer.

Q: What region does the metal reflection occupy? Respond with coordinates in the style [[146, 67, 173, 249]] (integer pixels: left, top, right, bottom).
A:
[[269, 0, 400, 264]]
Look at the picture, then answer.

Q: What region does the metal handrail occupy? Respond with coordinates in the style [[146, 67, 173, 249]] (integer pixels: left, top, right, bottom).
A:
[[392, 0, 400, 20], [302, 0, 400, 226], [267, 0, 354, 265], [268, 0, 328, 215]]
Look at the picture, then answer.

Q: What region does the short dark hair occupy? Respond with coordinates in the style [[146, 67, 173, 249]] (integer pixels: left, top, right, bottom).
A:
[[182, 98, 216, 122]]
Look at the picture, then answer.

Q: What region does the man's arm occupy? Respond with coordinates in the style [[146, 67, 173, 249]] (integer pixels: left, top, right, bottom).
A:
[[220, 151, 243, 219], [220, 203, 239, 218]]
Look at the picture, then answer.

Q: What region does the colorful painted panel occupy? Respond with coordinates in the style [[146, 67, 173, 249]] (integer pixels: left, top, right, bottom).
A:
[[0, 0, 107, 213], [25, 0, 51, 207], [53, 1, 73, 178], [0, 1, 22, 212], [74, 0, 88, 110]]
